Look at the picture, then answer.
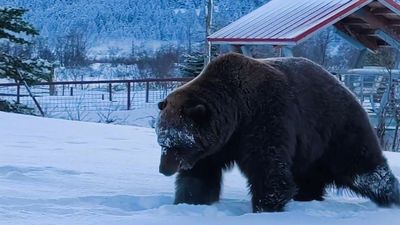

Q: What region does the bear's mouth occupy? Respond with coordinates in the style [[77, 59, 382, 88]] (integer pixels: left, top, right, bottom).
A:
[[159, 147, 195, 176]]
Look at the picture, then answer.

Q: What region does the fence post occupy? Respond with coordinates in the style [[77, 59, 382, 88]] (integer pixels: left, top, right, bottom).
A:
[[127, 82, 131, 110], [360, 74, 364, 103], [109, 83, 112, 101], [145, 81, 149, 103], [16, 81, 20, 104], [70, 87, 73, 96]]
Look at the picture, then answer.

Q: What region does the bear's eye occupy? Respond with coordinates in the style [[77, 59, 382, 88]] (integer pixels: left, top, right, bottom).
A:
[[183, 104, 209, 121], [158, 100, 167, 110]]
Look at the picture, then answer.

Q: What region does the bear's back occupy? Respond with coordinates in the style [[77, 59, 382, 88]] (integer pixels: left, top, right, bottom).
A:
[[257, 57, 358, 111], [258, 57, 370, 158]]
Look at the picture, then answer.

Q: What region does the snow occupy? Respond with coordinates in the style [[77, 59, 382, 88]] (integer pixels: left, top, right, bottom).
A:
[[1, 111, 400, 225], [87, 39, 178, 58]]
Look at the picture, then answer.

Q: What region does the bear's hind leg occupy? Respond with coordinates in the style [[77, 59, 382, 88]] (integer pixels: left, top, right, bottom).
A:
[[293, 178, 326, 201], [174, 158, 223, 205], [348, 163, 400, 206], [293, 165, 331, 201]]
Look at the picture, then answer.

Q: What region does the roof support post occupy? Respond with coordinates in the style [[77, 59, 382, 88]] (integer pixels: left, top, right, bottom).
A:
[[354, 48, 368, 68], [375, 30, 400, 50], [276, 46, 293, 57], [334, 23, 378, 51], [228, 44, 243, 53], [282, 46, 293, 57], [334, 27, 366, 50], [227, 45, 252, 57], [240, 46, 252, 57]]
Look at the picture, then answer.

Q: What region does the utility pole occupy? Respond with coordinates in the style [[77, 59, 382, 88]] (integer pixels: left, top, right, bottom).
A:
[[205, 0, 213, 64]]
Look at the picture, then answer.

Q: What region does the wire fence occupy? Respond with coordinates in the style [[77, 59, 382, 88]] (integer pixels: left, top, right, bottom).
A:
[[0, 78, 192, 115], [0, 73, 398, 116], [0, 73, 398, 117], [0, 72, 399, 150]]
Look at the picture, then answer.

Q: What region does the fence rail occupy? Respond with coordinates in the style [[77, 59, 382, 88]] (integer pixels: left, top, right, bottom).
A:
[[0, 78, 193, 115]]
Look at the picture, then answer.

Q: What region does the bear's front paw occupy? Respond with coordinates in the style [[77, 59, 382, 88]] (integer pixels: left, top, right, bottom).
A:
[[174, 177, 220, 205], [252, 198, 285, 213]]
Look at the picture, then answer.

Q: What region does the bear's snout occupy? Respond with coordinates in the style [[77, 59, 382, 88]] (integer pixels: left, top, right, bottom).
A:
[[159, 148, 180, 176]]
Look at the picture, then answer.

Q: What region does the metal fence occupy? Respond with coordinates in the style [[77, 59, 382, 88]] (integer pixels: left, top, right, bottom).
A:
[[0, 78, 192, 115], [0, 72, 398, 116], [0, 72, 399, 150], [336, 69, 400, 151], [337, 69, 400, 115]]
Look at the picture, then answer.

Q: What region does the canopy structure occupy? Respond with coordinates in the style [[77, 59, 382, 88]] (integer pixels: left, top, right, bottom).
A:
[[208, 0, 400, 52]]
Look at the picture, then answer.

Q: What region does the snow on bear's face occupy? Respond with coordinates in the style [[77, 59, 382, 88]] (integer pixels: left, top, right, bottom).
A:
[[156, 91, 219, 176]]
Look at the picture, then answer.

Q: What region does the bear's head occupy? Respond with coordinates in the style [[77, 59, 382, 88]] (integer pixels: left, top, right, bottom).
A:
[[156, 87, 235, 176], [155, 54, 247, 176]]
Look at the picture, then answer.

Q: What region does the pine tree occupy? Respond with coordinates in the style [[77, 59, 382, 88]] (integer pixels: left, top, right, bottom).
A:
[[180, 52, 204, 77], [0, 7, 53, 84], [180, 44, 221, 77]]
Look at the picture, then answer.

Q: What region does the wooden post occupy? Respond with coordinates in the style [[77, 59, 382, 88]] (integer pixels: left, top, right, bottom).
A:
[[108, 83, 112, 101], [334, 26, 366, 50], [49, 67, 56, 96], [145, 81, 149, 103], [16, 71, 44, 117], [393, 123, 399, 151], [70, 87, 73, 96], [354, 49, 368, 68], [229, 44, 242, 53], [376, 30, 400, 51], [16, 81, 20, 104], [127, 82, 131, 110], [241, 46, 252, 57], [282, 46, 294, 57]]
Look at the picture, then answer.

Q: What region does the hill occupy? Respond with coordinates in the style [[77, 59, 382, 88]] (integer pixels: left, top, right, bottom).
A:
[[0, 0, 264, 51]]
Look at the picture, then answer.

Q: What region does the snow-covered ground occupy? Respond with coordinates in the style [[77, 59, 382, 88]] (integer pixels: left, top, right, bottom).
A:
[[1, 112, 400, 225]]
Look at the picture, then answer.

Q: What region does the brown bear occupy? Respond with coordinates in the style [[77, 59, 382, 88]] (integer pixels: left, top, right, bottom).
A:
[[155, 53, 400, 212]]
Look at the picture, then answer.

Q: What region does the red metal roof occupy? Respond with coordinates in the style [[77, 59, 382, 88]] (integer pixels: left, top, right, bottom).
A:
[[208, 0, 373, 45]]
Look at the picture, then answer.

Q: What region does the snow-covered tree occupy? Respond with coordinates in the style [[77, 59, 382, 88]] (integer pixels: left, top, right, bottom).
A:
[[180, 52, 204, 77], [55, 30, 88, 68], [0, 7, 53, 84], [0, 0, 265, 50]]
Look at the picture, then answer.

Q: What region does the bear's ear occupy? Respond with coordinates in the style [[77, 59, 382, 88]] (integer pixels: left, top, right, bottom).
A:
[[184, 104, 209, 121], [158, 100, 167, 110]]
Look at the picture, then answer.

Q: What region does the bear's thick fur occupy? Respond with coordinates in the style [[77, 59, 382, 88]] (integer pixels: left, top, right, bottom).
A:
[[155, 53, 400, 212]]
